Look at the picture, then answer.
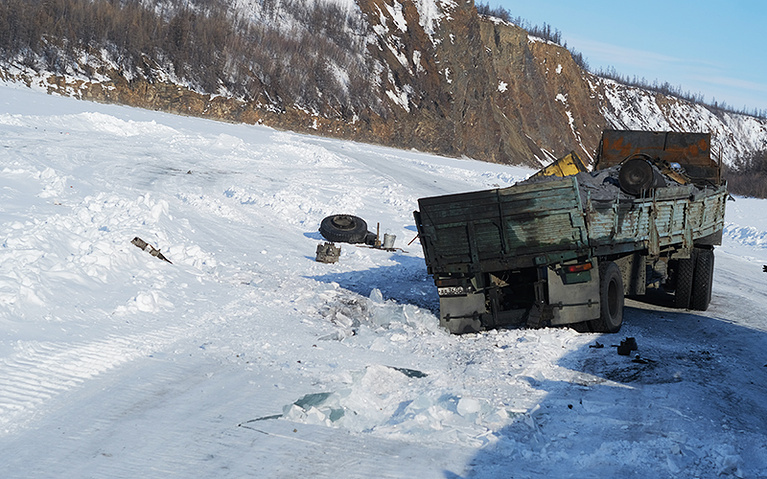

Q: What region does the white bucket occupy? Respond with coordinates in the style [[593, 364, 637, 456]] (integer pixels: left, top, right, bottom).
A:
[[382, 233, 396, 249]]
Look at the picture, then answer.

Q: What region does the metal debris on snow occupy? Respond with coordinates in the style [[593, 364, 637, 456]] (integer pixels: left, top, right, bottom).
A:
[[315, 242, 341, 263], [131, 237, 172, 264]]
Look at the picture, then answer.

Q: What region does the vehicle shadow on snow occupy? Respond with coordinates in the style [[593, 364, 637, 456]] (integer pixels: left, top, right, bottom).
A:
[[456, 301, 767, 479], [305, 252, 440, 312]]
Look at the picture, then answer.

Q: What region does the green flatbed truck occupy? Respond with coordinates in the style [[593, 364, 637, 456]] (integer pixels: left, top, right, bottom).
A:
[[413, 130, 728, 334]]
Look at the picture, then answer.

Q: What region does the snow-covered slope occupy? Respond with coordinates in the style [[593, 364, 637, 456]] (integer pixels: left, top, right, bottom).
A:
[[2, 85, 767, 478], [597, 77, 767, 165]]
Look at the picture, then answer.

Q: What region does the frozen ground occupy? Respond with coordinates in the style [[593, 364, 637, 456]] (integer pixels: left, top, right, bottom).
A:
[[1, 83, 766, 478]]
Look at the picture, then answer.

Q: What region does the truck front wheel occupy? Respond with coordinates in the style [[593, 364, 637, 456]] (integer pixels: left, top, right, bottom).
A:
[[590, 261, 624, 333]]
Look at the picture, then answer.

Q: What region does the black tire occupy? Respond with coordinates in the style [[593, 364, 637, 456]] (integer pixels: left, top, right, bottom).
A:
[[673, 252, 696, 309], [590, 261, 624, 333], [691, 248, 714, 311], [618, 157, 655, 196], [363, 232, 378, 246], [319, 215, 369, 244]]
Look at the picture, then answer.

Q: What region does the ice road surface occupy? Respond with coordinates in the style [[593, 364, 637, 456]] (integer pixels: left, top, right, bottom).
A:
[[1, 83, 766, 478]]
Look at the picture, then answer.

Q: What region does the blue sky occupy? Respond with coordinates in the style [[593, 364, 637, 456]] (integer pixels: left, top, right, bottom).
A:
[[493, 0, 767, 114]]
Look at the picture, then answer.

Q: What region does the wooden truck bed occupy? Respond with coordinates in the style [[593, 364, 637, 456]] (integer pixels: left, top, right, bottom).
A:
[[415, 177, 727, 275]]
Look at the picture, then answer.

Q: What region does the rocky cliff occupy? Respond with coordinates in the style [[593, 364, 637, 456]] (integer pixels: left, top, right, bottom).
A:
[[2, 0, 764, 167]]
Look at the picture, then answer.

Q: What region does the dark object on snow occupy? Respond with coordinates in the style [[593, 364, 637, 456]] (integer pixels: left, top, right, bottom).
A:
[[763, 265, 767, 273], [589, 341, 604, 349], [616, 343, 631, 356], [131, 237, 172, 263], [315, 242, 341, 264], [319, 214, 371, 244], [616, 337, 638, 356], [632, 355, 655, 364], [388, 366, 428, 378]]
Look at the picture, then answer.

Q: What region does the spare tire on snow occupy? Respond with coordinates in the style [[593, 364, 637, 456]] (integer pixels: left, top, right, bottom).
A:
[[319, 214, 370, 244]]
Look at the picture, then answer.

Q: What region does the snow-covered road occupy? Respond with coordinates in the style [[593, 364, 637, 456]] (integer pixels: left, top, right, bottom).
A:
[[1, 84, 765, 478]]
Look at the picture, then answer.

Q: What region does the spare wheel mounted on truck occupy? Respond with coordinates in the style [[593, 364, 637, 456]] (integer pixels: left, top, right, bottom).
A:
[[413, 130, 728, 334]]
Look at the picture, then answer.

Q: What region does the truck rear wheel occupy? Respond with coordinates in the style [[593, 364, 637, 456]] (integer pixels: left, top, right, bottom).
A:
[[673, 252, 695, 309], [590, 261, 623, 333], [690, 248, 714, 311]]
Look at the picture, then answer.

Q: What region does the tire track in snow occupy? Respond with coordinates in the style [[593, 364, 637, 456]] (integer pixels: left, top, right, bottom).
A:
[[0, 325, 187, 434], [0, 355, 225, 478]]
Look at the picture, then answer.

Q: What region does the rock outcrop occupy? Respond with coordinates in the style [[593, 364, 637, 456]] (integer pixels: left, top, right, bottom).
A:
[[2, 0, 764, 167]]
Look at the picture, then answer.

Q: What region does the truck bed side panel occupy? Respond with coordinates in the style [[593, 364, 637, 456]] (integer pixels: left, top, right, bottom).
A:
[[586, 186, 727, 254], [416, 178, 727, 275]]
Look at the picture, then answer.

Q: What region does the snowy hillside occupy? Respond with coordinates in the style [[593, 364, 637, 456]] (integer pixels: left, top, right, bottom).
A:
[[4, 0, 766, 170], [596, 77, 767, 165], [2, 85, 767, 478]]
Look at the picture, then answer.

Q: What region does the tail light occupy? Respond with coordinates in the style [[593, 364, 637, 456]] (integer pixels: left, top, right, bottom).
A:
[[564, 262, 593, 273]]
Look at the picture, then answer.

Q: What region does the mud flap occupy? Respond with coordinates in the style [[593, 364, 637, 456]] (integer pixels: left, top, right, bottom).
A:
[[546, 262, 600, 326], [439, 293, 486, 334]]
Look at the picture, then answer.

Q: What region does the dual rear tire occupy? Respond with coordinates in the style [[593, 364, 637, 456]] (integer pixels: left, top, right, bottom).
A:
[[674, 247, 714, 311]]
